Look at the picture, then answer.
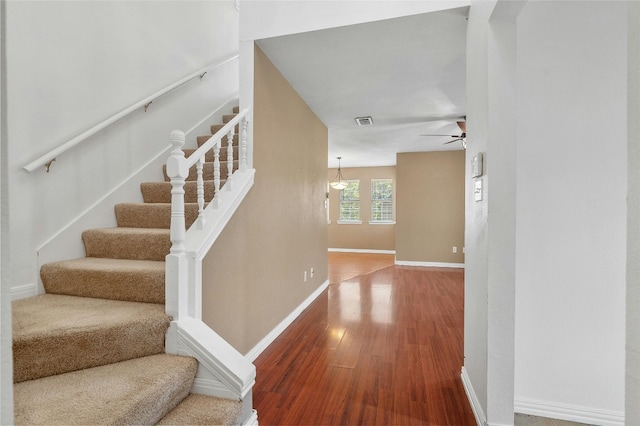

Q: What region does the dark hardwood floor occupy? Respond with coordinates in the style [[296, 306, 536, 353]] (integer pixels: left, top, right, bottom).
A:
[[253, 254, 475, 425]]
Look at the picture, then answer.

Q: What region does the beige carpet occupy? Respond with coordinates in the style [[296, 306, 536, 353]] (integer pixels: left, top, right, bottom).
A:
[[12, 107, 244, 425], [14, 354, 197, 425]]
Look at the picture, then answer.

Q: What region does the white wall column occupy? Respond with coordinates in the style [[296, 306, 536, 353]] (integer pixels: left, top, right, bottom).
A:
[[485, 2, 526, 424], [515, 2, 626, 424], [0, 0, 13, 420], [627, 1, 640, 424]]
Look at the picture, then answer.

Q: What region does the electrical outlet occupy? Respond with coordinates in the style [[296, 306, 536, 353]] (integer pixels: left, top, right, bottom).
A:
[[452, 246, 457, 253], [304, 271, 307, 282], [310, 267, 314, 278]]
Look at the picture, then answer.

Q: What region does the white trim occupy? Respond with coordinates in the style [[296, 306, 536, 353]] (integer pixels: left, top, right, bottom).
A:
[[328, 248, 396, 255], [186, 169, 255, 258], [395, 260, 464, 268], [36, 98, 238, 256], [336, 220, 362, 225], [191, 376, 239, 401], [461, 367, 487, 426], [11, 283, 38, 300], [245, 279, 329, 362], [368, 221, 396, 225], [514, 397, 624, 426], [173, 317, 256, 399], [243, 409, 258, 426]]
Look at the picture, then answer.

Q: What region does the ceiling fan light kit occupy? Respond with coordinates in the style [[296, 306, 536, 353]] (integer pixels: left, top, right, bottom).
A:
[[330, 156, 348, 189]]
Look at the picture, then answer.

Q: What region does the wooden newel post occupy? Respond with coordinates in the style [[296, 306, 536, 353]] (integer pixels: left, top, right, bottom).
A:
[[166, 130, 188, 253]]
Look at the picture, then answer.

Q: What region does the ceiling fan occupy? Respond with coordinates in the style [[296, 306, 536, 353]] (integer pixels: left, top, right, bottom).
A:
[[420, 116, 467, 149]]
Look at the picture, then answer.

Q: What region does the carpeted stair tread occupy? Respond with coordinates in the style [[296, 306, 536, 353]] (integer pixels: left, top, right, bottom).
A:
[[222, 114, 237, 123], [14, 353, 197, 425], [163, 161, 238, 182], [141, 180, 225, 204], [13, 294, 170, 383], [41, 257, 165, 304], [157, 394, 243, 425], [115, 202, 201, 229], [233, 105, 239, 114], [83, 227, 170, 261]]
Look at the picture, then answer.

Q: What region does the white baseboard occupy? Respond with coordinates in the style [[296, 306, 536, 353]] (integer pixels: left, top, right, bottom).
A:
[[244, 279, 329, 362], [395, 260, 465, 268], [328, 248, 396, 254], [515, 397, 624, 426], [461, 367, 487, 426], [191, 376, 238, 400], [11, 283, 38, 300], [243, 409, 258, 425]]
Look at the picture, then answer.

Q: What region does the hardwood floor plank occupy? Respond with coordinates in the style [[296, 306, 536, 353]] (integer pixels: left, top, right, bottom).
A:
[[253, 254, 475, 425]]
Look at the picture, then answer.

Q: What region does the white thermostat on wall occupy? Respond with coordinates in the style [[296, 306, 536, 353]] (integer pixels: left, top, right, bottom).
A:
[[472, 152, 484, 177]]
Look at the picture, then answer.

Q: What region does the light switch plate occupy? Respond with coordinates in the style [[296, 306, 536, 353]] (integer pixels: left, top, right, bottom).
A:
[[474, 179, 483, 201]]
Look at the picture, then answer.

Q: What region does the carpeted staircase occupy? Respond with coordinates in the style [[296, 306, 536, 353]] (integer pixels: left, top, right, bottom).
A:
[[12, 108, 245, 425]]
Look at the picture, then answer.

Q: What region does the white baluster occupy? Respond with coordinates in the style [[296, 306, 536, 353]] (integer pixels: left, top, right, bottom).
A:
[[240, 117, 248, 172], [212, 143, 221, 208], [226, 127, 234, 190], [196, 156, 205, 229]]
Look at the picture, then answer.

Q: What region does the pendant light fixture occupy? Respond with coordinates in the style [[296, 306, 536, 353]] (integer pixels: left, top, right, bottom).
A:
[[329, 157, 348, 190]]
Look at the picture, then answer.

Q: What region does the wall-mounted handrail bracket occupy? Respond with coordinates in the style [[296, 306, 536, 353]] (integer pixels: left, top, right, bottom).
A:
[[144, 101, 153, 112], [199, 71, 207, 80], [44, 158, 56, 173]]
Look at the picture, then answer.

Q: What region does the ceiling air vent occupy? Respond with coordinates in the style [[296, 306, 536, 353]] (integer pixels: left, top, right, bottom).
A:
[[355, 116, 374, 126]]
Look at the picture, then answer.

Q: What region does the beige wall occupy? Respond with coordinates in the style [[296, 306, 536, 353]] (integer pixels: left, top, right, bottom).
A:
[[327, 166, 396, 251], [396, 151, 465, 263], [201, 45, 328, 354]]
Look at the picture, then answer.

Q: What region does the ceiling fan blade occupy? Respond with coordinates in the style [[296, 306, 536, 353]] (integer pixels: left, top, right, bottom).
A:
[[443, 138, 463, 145]]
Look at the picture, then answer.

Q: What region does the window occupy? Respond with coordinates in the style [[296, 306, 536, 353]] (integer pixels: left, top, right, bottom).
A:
[[370, 179, 393, 223], [339, 180, 361, 223]]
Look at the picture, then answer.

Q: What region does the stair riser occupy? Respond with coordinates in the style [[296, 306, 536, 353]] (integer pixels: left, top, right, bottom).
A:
[[183, 148, 238, 162], [163, 162, 238, 182], [14, 354, 197, 425], [140, 181, 226, 204], [211, 123, 239, 134], [13, 302, 170, 383], [115, 203, 200, 229], [83, 230, 171, 261], [196, 134, 239, 147], [41, 263, 164, 304]]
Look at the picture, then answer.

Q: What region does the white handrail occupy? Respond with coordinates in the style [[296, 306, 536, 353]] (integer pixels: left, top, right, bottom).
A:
[[23, 54, 239, 173], [185, 108, 249, 170]]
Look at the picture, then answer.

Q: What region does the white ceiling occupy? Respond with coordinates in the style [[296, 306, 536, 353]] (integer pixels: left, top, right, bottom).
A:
[[256, 7, 469, 168]]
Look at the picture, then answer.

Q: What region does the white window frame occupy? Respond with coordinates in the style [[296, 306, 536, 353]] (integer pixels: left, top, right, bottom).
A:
[[338, 180, 362, 224], [369, 179, 395, 224]]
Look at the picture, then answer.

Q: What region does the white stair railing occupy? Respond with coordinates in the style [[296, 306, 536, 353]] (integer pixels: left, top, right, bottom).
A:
[[164, 108, 256, 412]]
